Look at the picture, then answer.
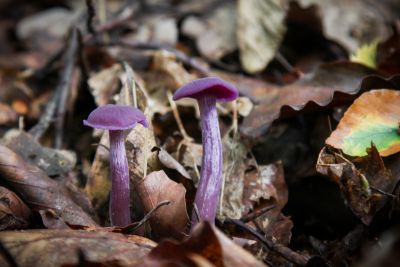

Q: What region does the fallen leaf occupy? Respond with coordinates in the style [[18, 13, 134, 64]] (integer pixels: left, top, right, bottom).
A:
[[0, 229, 155, 267], [237, 0, 288, 73], [136, 170, 189, 239], [0, 144, 97, 227], [326, 89, 400, 157], [316, 145, 395, 224], [0, 186, 31, 230], [140, 222, 267, 267]]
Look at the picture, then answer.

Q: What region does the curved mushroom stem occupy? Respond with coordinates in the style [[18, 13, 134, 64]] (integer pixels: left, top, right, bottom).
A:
[[192, 95, 222, 226], [109, 130, 130, 226]]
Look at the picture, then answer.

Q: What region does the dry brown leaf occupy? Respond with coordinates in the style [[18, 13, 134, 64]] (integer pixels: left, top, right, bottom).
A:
[[136, 170, 189, 239], [140, 222, 267, 267], [157, 148, 191, 179], [88, 64, 122, 106], [0, 186, 31, 230], [316, 145, 395, 224], [326, 89, 400, 157], [0, 144, 97, 227], [0, 229, 155, 267]]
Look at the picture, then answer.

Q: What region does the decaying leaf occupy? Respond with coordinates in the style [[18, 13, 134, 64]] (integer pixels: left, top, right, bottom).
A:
[[0, 186, 31, 230], [326, 89, 400, 157], [2, 129, 76, 176], [0, 144, 97, 227], [237, 0, 288, 73], [0, 229, 155, 267], [316, 145, 395, 224], [136, 170, 189, 239], [140, 222, 267, 267]]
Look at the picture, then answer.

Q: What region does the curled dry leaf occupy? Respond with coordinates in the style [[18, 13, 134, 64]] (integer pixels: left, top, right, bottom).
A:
[[0, 186, 31, 230], [140, 222, 267, 267], [2, 129, 76, 176], [316, 145, 395, 225], [0, 144, 97, 227], [237, 0, 288, 73], [136, 170, 189, 240], [0, 229, 155, 267], [216, 63, 398, 138], [326, 89, 400, 157]]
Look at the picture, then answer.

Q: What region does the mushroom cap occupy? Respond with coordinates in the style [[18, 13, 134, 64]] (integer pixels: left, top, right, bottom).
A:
[[173, 77, 238, 102], [83, 104, 148, 130]]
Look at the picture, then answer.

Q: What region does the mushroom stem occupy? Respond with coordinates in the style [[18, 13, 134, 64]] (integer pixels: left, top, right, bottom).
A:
[[193, 95, 222, 225], [109, 130, 130, 226]]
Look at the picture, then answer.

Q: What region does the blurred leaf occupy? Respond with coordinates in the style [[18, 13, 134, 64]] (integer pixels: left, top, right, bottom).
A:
[[0, 229, 155, 267], [136, 170, 189, 240], [326, 89, 400, 157], [237, 0, 288, 73], [350, 41, 378, 68]]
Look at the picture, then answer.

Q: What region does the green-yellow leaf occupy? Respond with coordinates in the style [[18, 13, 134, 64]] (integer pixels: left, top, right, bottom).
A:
[[326, 89, 400, 157], [350, 41, 378, 69]]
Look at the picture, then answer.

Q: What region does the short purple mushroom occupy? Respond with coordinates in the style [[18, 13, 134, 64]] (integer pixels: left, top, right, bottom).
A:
[[84, 104, 148, 226], [173, 77, 238, 226]]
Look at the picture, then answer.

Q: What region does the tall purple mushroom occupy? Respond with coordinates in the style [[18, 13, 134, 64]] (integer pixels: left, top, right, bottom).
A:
[[84, 104, 148, 226], [173, 77, 238, 226]]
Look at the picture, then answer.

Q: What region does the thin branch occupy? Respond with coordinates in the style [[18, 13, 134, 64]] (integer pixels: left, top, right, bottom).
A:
[[241, 204, 277, 223], [125, 200, 171, 233], [226, 219, 310, 266], [85, 0, 96, 35]]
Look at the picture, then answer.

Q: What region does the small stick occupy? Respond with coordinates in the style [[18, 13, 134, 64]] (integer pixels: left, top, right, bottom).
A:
[[123, 62, 137, 108], [226, 219, 310, 266], [241, 204, 277, 223], [98, 0, 109, 43], [85, 0, 96, 35], [54, 28, 80, 149]]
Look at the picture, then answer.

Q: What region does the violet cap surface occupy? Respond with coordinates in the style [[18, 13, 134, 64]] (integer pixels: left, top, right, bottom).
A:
[[173, 77, 238, 102], [83, 104, 148, 130]]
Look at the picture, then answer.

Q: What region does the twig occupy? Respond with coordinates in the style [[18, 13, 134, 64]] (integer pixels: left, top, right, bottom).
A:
[[125, 200, 171, 233], [370, 186, 398, 198], [29, 29, 79, 143], [226, 219, 310, 266], [54, 28, 80, 149], [103, 40, 210, 76], [275, 52, 294, 73], [241, 204, 277, 223], [0, 240, 19, 267], [85, 0, 96, 35], [123, 62, 137, 108]]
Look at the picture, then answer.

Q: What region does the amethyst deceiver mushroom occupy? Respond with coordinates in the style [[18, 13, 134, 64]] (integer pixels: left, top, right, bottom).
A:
[[173, 77, 238, 226], [84, 104, 148, 226]]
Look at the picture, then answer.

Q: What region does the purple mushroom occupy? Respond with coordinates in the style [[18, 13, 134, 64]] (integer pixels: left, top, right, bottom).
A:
[[173, 77, 238, 226], [84, 104, 148, 226]]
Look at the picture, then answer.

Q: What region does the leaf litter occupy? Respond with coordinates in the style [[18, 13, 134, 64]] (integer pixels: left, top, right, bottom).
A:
[[0, 0, 400, 266]]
